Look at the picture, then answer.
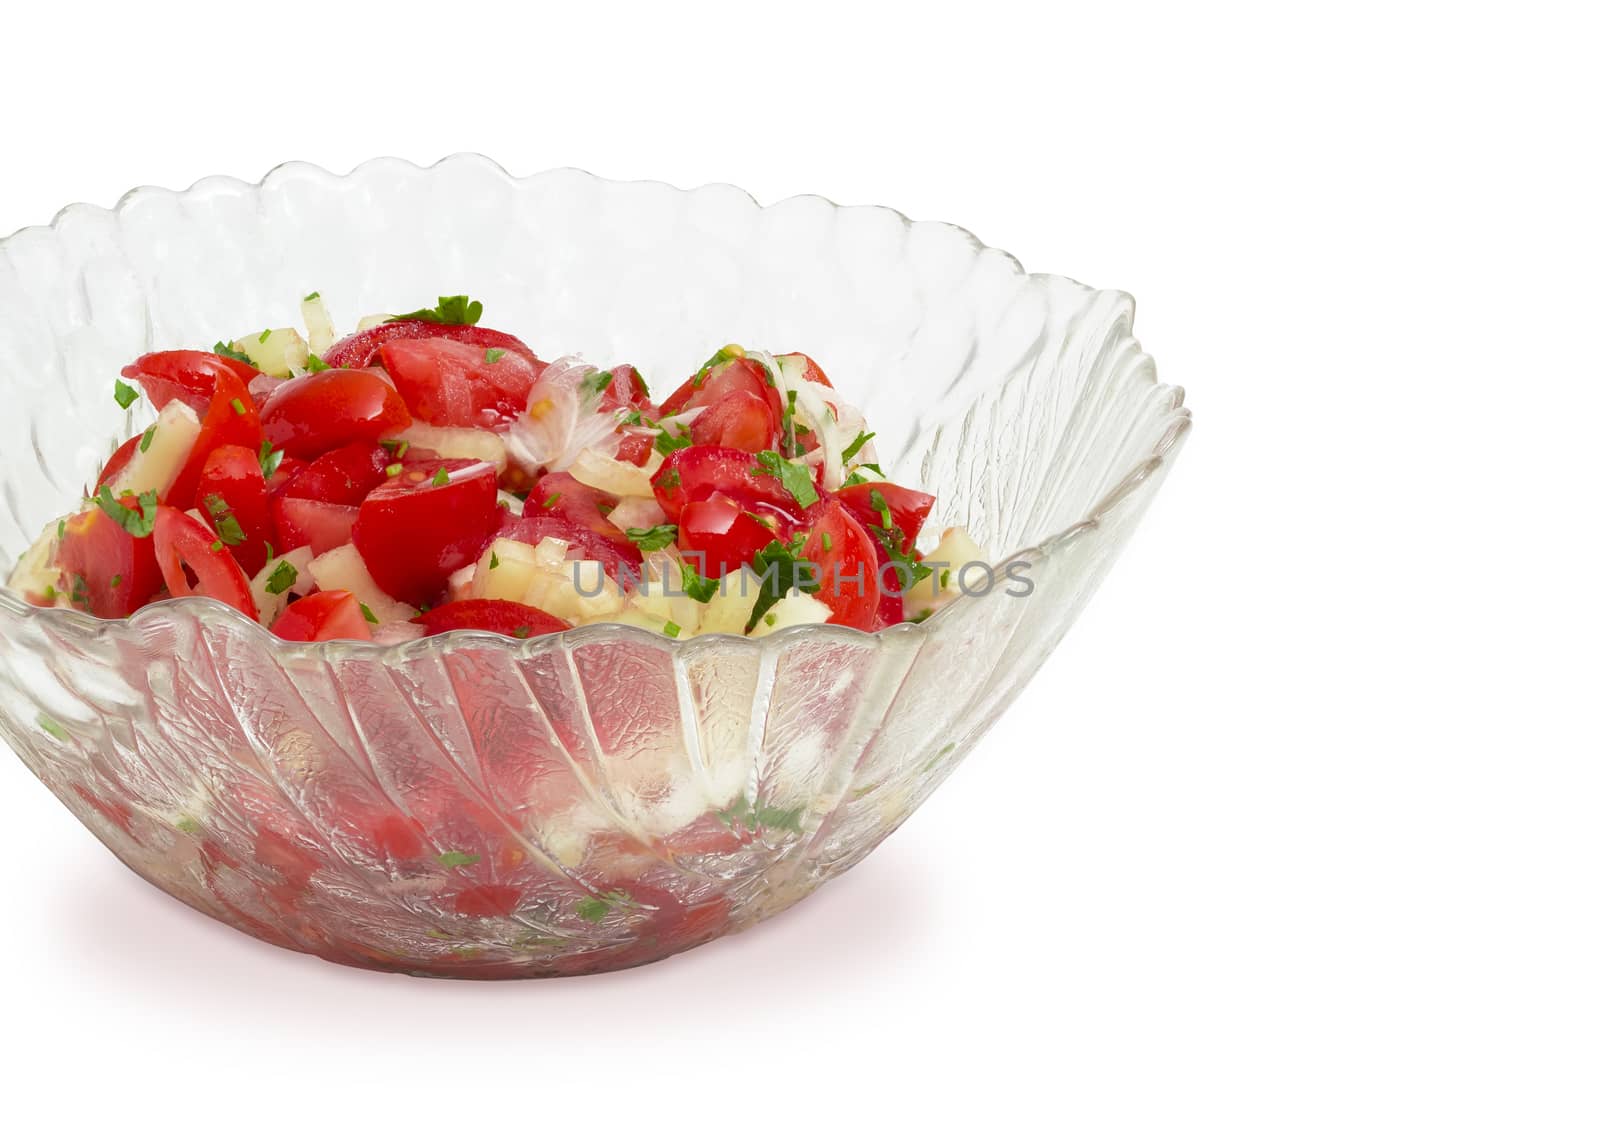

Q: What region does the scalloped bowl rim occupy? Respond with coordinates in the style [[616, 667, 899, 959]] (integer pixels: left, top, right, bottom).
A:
[[0, 154, 1192, 652]]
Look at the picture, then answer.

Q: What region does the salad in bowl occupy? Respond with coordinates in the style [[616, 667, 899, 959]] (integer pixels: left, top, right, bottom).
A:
[[0, 159, 1188, 977], [11, 295, 992, 646]]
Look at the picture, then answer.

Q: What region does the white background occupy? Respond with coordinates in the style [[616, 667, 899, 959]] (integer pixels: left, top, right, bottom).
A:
[[2, 3, 1595, 1144]]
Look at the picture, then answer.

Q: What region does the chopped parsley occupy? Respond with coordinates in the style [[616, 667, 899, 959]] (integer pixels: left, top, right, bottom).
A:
[[867, 490, 931, 587], [437, 850, 480, 868], [230, 398, 247, 416], [257, 328, 272, 345], [94, 486, 158, 538], [662, 620, 682, 638], [821, 531, 833, 552], [841, 430, 875, 466], [258, 440, 284, 480], [484, 347, 507, 365], [209, 540, 224, 553], [690, 344, 744, 387], [110, 574, 122, 588], [385, 463, 402, 477], [626, 524, 677, 551], [909, 608, 934, 623], [264, 560, 298, 595], [657, 467, 681, 491], [581, 369, 614, 399], [841, 472, 868, 487], [655, 427, 692, 455], [780, 389, 800, 455], [139, 424, 157, 453], [746, 538, 815, 628], [214, 341, 255, 367], [380, 439, 410, 459], [430, 466, 450, 488], [305, 352, 331, 373], [752, 450, 819, 509], [390, 295, 484, 326], [512, 626, 531, 639], [202, 494, 245, 546], [678, 560, 720, 604], [488, 550, 501, 570], [56, 519, 65, 540], [360, 603, 380, 625], [36, 714, 68, 742], [542, 491, 561, 508], [113, 379, 139, 410], [304, 290, 321, 302]]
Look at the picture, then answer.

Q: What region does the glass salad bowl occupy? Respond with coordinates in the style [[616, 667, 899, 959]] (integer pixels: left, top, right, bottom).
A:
[[0, 157, 1190, 978]]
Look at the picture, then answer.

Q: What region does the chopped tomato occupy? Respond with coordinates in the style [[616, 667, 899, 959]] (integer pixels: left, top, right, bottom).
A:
[[595, 363, 650, 413], [690, 388, 779, 452], [660, 355, 782, 423], [273, 498, 358, 555], [258, 369, 410, 458], [528, 472, 632, 545], [378, 338, 542, 428], [270, 590, 373, 642], [121, 350, 257, 415], [321, 320, 540, 371], [166, 369, 262, 509], [799, 501, 880, 630], [500, 512, 640, 583], [195, 445, 273, 575], [94, 434, 142, 493], [776, 351, 834, 389], [678, 494, 777, 579], [280, 443, 392, 506], [353, 459, 500, 604], [56, 499, 163, 618], [651, 445, 801, 523], [418, 598, 569, 638], [833, 481, 936, 627], [152, 506, 258, 620], [614, 433, 654, 465]]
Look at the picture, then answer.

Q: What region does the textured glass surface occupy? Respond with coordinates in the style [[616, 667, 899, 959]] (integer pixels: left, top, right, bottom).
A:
[[0, 157, 1190, 977]]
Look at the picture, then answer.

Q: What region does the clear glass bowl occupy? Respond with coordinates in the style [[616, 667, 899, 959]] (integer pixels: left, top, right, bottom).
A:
[[0, 157, 1190, 977]]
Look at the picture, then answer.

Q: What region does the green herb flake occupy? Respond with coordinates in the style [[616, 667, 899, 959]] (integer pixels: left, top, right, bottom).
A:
[[258, 441, 284, 480], [764, 613, 777, 627], [657, 468, 681, 492], [841, 430, 875, 466], [113, 379, 139, 410], [389, 295, 484, 327], [484, 348, 507, 365], [512, 626, 531, 639], [230, 398, 247, 416], [214, 341, 255, 367], [581, 370, 614, 399], [575, 896, 612, 923], [655, 428, 692, 456], [385, 463, 403, 478], [542, 492, 561, 508], [56, 518, 65, 541], [360, 603, 380, 625], [841, 472, 869, 488], [36, 714, 68, 742], [678, 561, 721, 604], [305, 352, 331, 373], [94, 486, 158, 538], [821, 532, 833, 552], [139, 424, 157, 453], [304, 291, 321, 302], [752, 450, 820, 509], [110, 574, 122, 588], [265, 561, 298, 595], [430, 466, 450, 488], [745, 538, 815, 629], [910, 608, 934, 623], [662, 620, 682, 638], [437, 850, 480, 868], [626, 524, 678, 552], [489, 550, 501, 570]]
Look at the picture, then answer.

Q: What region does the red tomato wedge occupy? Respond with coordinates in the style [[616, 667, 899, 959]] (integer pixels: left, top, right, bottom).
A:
[[279, 443, 392, 506], [122, 350, 257, 415], [259, 369, 410, 458], [378, 338, 542, 428], [195, 445, 273, 575], [94, 434, 142, 493], [651, 446, 801, 523], [833, 481, 937, 627], [152, 506, 258, 620], [321, 320, 540, 371], [418, 598, 570, 639], [594, 363, 650, 413], [679, 494, 777, 579], [166, 369, 262, 510], [660, 356, 782, 422], [56, 498, 163, 618], [798, 501, 880, 630], [690, 388, 779, 452], [273, 497, 357, 555], [353, 459, 500, 605], [500, 513, 640, 583], [527, 472, 632, 545], [270, 590, 373, 642]]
